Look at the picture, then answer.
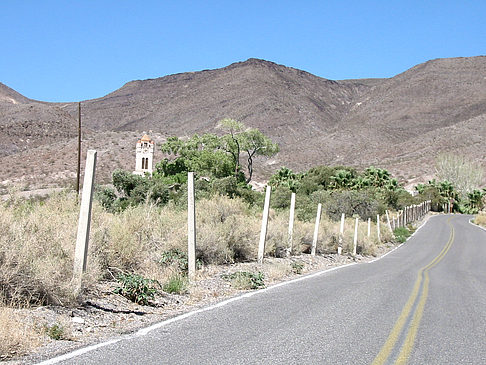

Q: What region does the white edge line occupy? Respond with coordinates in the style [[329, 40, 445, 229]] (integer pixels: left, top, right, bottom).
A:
[[36, 262, 358, 364], [37, 215, 436, 364], [36, 339, 121, 365], [368, 214, 433, 264], [468, 217, 486, 232]]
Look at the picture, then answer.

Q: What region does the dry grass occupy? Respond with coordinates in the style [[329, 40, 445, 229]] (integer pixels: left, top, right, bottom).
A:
[[474, 212, 486, 228], [0, 191, 390, 309], [0, 308, 42, 360], [0, 190, 396, 359]]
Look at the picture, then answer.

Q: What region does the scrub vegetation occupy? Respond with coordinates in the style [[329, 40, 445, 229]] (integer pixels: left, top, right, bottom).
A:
[[2, 123, 482, 360]]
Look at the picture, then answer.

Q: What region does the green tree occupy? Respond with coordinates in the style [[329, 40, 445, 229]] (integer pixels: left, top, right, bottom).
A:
[[240, 127, 279, 182], [157, 120, 279, 184], [268, 166, 300, 192]]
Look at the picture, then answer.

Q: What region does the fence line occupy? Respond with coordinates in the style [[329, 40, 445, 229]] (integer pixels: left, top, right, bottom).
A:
[[72, 156, 433, 280]]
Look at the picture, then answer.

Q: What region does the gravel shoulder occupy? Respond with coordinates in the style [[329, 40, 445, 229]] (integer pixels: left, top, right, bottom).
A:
[[7, 242, 401, 364]]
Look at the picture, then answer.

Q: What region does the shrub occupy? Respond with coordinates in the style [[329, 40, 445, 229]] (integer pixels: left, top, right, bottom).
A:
[[0, 192, 85, 306], [324, 190, 379, 221], [474, 213, 486, 228], [113, 273, 158, 305], [159, 248, 189, 271], [291, 261, 305, 274], [221, 271, 265, 290], [44, 323, 65, 340], [162, 274, 188, 294], [96, 186, 117, 211], [270, 185, 293, 210], [394, 227, 411, 243]]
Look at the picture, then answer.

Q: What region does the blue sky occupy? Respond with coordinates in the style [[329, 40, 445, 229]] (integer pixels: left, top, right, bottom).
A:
[[1, 1, 485, 102]]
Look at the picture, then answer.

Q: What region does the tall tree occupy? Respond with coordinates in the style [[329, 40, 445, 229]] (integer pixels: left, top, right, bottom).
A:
[[157, 120, 279, 183], [435, 153, 483, 197]]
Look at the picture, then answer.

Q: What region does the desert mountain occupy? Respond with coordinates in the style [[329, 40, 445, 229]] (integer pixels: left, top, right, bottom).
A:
[[0, 56, 485, 189], [0, 83, 77, 158]]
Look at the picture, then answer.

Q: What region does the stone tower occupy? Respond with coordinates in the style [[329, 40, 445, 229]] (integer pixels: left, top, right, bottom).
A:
[[134, 134, 154, 176]]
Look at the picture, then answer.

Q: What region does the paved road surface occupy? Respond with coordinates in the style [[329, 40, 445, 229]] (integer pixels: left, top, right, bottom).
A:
[[40, 215, 486, 364]]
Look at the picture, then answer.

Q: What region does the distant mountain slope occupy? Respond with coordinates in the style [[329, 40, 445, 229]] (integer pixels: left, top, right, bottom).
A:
[[0, 84, 77, 157], [60, 59, 367, 137], [0, 56, 485, 188], [0, 82, 31, 104]]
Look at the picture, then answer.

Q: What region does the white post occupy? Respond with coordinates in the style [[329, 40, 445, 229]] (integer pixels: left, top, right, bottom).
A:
[[353, 217, 359, 255], [311, 203, 322, 256], [338, 213, 345, 255], [385, 210, 393, 233], [376, 214, 381, 243], [287, 192, 296, 256], [74, 150, 97, 290], [367, 217, 371, 238], [258, 186, 271, 264], [187, 172, 196, 279]]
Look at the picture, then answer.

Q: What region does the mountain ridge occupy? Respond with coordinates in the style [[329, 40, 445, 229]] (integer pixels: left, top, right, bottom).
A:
[[0, 56, 485, 189]]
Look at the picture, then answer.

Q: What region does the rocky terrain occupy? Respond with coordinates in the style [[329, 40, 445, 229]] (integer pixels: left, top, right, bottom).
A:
[[1, 56, 485, 190]]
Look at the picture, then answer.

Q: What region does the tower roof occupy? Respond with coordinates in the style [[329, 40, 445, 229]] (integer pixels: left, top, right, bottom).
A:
[[137, 134, 154, 144]]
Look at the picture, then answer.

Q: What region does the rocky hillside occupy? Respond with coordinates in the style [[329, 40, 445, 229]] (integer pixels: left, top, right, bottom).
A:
[[0, 83, 77, 157], [0, 56, 485, 189]]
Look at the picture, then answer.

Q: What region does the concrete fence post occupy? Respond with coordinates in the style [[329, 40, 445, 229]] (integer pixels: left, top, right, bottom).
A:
[[353, 217, 359, 255], [367, 217, 371, 238], [287, 192, 296, 256], [338, 213, 345, 255], [311, 203, 322, 256], [385, 210, 393, 233], [187, 172, 196, 279], [258, 186, 271, 264], [73, 150, 97, 291], [376, 214, 381, 243]]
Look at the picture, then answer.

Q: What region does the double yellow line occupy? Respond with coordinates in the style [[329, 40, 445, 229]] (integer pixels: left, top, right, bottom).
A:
[[372, 218, 455, 365]]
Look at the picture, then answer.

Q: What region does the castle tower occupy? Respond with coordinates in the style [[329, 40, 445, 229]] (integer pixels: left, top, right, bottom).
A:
[[134, 134, 154, 176]]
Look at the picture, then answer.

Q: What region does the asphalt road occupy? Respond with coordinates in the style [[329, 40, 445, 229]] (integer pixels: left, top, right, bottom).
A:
[[40, 214, 486, 365]]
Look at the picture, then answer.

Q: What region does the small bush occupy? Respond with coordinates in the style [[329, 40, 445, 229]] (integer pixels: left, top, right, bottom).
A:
[[114, 273, 158, 305], [474, 213, 486, 228], [159, 248, 189, 271], [162, 274, 188, 294], [221, 271, 265, 290], [324, 190, 379, 221], [291, 261, 305, 274], [394, 227, 411, 243], [44, 323, 65, 341]]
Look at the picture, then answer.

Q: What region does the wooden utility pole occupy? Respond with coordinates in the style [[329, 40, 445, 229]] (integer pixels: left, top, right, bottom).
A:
[[76, 102, 82, 195]]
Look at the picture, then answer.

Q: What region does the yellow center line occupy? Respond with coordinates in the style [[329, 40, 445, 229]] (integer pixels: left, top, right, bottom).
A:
[[394, 227, 454, 364], [372, 218, 455, 365]]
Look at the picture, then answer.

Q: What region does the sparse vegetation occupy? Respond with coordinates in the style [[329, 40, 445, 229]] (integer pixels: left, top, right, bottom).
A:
[[474, 213, 486, 228], [44, 323, 66, 341], [0, 308, 41, 359], [162, 274, 188, 294], [114, 273, 159, 306], [291, 261, 305, 274], [221, 271, 265, 290], [394, 227, 412, 243], [0, 162, 412, 359]]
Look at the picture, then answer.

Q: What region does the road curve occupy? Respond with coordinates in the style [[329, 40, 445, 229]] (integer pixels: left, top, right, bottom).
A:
[[39, 214, 486, 365]]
